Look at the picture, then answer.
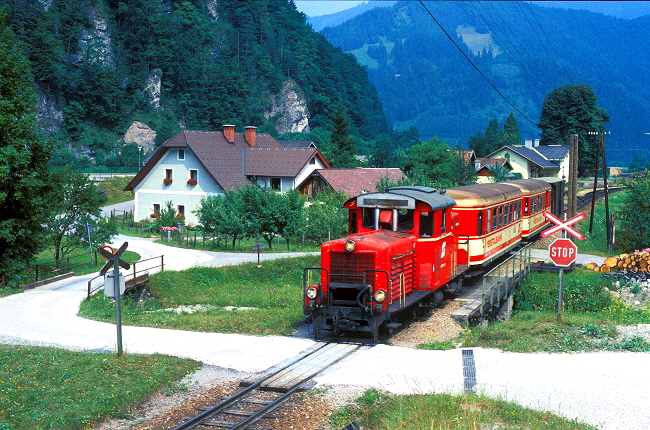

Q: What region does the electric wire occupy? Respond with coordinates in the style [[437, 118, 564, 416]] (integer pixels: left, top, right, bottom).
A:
[[521, 1, 575, 84], [479, 1, 557, 92], [417, 0, 538, 128], [460, 0, 550, 98]]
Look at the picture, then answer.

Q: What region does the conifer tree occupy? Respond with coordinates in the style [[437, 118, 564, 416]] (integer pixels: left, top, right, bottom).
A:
[[502, 112, 522, 146], [327, 104, 357, 167], [0, 10, 52, 285]]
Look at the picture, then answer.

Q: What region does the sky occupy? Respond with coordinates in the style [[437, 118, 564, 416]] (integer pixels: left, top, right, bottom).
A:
[[294, 1, 367, 17]]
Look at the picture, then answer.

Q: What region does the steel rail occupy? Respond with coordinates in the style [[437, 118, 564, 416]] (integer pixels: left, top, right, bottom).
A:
[[172, 343, 334, 430]]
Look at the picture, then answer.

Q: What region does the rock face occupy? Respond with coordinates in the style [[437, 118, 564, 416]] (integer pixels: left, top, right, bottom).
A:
[[146, 69, 162, 110], [37, 92, 63, 134], [265, 80, 310, 134], [78, 10, 113, 67], [124, 121, 157, 150]]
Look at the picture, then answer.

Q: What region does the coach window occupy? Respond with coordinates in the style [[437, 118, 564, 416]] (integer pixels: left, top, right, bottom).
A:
[[477, 211, 483, 236], [486, 209, 491, 233], [420, 212, 433, 237], [491, 207, 497, 231], [504, 204, 509, 225], [497, 206, 503, 228]]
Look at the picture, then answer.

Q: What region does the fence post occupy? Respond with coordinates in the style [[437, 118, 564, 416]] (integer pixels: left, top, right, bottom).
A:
[[67, 257, 71, 273], [35, 265, 39, 282]]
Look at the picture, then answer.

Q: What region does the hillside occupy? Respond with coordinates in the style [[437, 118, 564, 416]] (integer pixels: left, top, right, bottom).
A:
[[2, 0, 390, 166], [320, 1, 650, 165]]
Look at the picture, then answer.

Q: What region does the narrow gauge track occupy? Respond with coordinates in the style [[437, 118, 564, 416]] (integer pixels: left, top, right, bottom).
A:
[[173, 342, 360, 429]]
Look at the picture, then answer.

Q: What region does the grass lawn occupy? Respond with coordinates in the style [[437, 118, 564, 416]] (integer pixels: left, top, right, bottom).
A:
[[79, 255, 319, 336], [577, 189, 626, 256], [96, 176, 135, 206], [331, 388, 595, 429], [0, 345, 199, 430]]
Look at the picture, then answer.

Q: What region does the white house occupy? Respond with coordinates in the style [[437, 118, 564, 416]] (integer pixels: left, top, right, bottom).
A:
[[488, 139, 571, 179], [123, 125, 329, 225]]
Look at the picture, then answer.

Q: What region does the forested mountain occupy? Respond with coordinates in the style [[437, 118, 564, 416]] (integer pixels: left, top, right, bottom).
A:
[[320, 1, 650, 165], [1, 0, 390, 166]]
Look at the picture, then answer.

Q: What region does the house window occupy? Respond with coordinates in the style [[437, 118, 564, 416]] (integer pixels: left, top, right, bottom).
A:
[[270, 177, 281, 190], [152, 203, 160, 217], [165, 169, 173, 179], [177, 205, 185, 216], [188, 169, 198, 185], [178, 149, 185, 160], [309, 158, 316, 165]]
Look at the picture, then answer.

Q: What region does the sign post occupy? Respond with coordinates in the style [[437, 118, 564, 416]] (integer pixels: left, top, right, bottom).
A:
[[541, 212, 586, 321], [98, 242, 131, 357]]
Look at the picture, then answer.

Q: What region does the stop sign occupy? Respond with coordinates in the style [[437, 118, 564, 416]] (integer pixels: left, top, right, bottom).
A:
[[548, 238, 577, 267]]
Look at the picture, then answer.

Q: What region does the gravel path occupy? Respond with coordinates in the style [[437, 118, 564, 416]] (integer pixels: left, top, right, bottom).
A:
[[2, 235, 650, 429]]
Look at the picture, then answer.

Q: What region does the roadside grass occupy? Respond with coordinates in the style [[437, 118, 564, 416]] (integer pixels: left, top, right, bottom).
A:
[[0, 344, 199, 430], [576, 189, 625, 257], [96, 176, 135, 206], [330, 388, 595, 430], [0, 249, 140, 296], [420, 268, 650, 353], [79, 255, 319, 335]]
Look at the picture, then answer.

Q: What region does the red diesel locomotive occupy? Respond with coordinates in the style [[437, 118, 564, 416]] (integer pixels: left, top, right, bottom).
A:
[[303, 178, 564, 343]]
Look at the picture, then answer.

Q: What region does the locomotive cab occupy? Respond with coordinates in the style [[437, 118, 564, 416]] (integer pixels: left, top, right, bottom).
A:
[[304, 186, 463, 343]]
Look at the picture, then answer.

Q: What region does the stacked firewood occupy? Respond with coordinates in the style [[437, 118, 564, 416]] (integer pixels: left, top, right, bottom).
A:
[[587, 250, 650, 273]]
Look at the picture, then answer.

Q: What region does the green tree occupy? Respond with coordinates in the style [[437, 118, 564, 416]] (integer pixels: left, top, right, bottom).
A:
[[538, 84, 609, 176], [43, 169, 115, 261], [484, 118, 503, 155], [0, 11, 52, 284], [401, 138, 470, 188], [627, 154, 648, 173], [301, 190, 348, 243], [468, 130, 489, 157], [501, 112, 522, 146], [325, 104, 358, 167], [369, 134, 399, 168], [617, 176, 650, 252]]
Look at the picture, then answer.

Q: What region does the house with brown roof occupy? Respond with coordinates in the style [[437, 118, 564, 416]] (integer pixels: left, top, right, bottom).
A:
[[124, 125, 329, 225], [298, 168, 406, 197]]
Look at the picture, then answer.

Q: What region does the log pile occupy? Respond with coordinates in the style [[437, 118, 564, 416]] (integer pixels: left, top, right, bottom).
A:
[[587, 251, 650, 273]]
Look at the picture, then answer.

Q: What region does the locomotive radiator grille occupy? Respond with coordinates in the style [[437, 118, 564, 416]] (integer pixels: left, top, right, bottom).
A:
[[390, 252, 415, 304], [330, 252, 376, 285]]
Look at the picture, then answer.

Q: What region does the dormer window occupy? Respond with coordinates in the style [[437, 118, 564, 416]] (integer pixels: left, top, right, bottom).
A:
[[178, 149, 185, 160]]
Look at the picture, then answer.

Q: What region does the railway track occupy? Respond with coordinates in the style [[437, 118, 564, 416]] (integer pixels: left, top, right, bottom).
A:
[[173, 342, 360, 429]]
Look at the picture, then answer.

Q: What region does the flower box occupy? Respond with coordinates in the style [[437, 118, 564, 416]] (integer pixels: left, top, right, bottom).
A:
[[187, 178, 197, 185], [163, 178, 173, 185], [150, 212, 159, 218]]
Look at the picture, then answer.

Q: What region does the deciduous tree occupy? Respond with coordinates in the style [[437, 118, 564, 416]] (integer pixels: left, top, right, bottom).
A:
[[0, 12, 52, 284]]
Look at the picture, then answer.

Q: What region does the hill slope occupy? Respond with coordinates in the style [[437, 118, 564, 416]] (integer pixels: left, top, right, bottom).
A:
[[320, 1, 650, 165], [2, 0, 389, 161]]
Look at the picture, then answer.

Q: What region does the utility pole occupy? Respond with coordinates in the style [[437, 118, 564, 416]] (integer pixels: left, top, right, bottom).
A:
[[567, 134, 579, 219]]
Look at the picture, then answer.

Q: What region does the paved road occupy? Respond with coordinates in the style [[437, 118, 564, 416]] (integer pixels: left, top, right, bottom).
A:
[[0, 237, 648, 429]]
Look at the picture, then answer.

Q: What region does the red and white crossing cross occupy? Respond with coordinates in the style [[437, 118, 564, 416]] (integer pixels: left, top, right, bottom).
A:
[[541, 211, 586, 240]]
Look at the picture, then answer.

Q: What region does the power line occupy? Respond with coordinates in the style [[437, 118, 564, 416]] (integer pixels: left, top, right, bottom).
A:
[[417, 0, 538, 128], [461, 1, 550, 98], [519, 1, 575, 85]]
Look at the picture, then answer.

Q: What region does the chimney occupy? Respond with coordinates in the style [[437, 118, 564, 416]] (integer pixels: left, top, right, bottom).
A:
[[244, 126, 257, 147], [534, 139, 540, 147], [223, 124, 235, 143], [525, 138, 533, 148]]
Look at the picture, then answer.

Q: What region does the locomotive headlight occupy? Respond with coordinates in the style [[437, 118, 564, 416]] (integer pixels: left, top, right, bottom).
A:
[[344, 239, 357, 252], [306, 286, 318, 299], [374, 290, 386, 303]]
